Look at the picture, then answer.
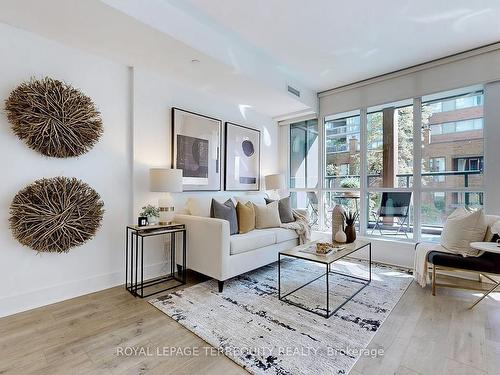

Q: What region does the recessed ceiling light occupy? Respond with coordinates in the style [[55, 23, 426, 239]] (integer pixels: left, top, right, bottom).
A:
[[191, 59, 200, 64]]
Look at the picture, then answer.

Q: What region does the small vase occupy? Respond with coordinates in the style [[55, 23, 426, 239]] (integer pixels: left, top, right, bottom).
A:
[[331, 204, 345, 243], [334, 229, 347, 243], [345, 224, 356, 243]]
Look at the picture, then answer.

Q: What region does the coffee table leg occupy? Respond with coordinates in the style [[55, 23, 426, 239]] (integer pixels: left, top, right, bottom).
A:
[[326, 263, 329, 318], [369, 243, 372, 282], [278, 253, 281, 300]]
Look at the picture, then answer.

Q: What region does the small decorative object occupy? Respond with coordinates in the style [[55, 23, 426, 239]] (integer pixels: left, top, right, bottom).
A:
[[335, 229, 347, 243], [5, 77, 103, 158], [316, 242, 332, 254], [172, 107, 221, 191], [225, 122, 260, 191], [139, 205, 160, 226], [331, 204, 345, 243], [150, 168, 183, 224], [9, 177, 104, 253], [343, 210, 359, 244], [138, 217, 148, 227]]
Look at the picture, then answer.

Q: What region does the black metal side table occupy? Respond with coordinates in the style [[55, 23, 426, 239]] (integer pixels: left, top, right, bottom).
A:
[[126, 223, 186, 298]]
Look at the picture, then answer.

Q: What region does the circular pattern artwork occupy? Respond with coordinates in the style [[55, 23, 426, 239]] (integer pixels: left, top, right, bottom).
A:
[[9, 177, 104, 253], [5, 77, 103, 158], [242, 140, 255, 157]]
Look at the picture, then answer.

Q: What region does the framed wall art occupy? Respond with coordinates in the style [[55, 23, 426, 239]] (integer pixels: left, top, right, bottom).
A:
[[172, 108, 221, 191], [225, 122, 260, 191]]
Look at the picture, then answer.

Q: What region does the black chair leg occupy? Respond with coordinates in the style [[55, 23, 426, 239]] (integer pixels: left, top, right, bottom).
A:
[[218, 281, 224, 292]]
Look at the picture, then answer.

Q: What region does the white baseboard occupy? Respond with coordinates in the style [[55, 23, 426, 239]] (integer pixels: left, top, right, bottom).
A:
[[0, 261, 169, 318]]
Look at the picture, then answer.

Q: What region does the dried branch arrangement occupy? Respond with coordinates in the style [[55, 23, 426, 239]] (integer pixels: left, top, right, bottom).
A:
[[5, 77, 103, 158], [9, 177, 104, 253]]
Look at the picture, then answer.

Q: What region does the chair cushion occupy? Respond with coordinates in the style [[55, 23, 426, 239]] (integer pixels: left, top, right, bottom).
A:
[[230, 230, 276, 255], [440, 207, 487, 256], [427, 251, 500, 274]]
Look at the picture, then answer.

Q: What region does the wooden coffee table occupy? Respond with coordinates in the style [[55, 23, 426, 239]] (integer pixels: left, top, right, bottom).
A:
[[278, 240, 372, 318]]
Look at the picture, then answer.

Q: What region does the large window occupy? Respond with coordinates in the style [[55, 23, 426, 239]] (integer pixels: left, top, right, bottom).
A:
[[288, 86, 485, 242]]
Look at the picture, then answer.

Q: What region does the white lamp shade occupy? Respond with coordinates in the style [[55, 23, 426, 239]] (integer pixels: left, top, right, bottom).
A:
[[149, 168, 183, 192], [265, 174, 285, 190]]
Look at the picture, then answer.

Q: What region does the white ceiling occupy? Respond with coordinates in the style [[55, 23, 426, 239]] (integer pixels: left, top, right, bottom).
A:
[[1, 0, 499, 117], [184, 0, 500, 91]]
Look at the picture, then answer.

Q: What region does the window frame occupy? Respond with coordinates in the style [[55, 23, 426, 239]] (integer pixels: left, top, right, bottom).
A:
[[287, 87, 485, 242]]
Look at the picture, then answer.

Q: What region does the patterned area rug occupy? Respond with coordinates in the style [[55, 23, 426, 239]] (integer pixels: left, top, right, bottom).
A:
[[150, 258, 412, 375]]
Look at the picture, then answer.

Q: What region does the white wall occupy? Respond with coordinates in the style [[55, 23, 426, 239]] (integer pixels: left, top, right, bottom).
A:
[[132, 67, 280, 276], [0, 24, 280, 317], [0, 23, 131, 317]]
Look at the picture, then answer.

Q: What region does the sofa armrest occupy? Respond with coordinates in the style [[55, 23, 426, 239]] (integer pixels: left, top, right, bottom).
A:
[[174, 214, 230, 280]]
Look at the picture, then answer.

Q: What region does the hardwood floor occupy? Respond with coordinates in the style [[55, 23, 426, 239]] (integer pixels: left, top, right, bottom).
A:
[[0, 273, 498, 375]]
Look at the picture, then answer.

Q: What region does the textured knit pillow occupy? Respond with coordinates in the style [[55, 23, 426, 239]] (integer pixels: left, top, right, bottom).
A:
[[210, 199, 238, 235], [265, 196, 294, 224], [253, 201, 281, 229], [440, 207, 487, 257], [236, 201, 255, 234]]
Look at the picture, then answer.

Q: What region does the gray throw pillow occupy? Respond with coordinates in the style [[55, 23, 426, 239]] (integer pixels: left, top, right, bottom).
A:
[[210, 199, 238, 235], [265, 196, 294, 224]]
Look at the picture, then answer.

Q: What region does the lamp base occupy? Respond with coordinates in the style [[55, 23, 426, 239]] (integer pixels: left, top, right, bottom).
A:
[[159, 206, 175, 225]]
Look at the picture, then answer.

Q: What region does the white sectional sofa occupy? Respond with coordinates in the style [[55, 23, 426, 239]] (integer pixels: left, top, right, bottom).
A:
[[174, 193, 300, 291]]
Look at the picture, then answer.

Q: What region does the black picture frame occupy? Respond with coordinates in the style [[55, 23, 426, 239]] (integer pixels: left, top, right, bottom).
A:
[[224, 122, 261, 191], [171, 107, 222, 191]]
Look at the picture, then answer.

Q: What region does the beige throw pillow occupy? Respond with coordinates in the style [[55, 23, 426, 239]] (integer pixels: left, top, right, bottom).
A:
[[236, 202, 256, 234], [440, 207, 487, 257], [253, 201, 281, 229]]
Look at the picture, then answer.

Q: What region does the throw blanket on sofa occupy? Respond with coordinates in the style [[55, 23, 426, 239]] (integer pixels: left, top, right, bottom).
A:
[[413, 244, 454, 288], [281, 210, 311, 245]]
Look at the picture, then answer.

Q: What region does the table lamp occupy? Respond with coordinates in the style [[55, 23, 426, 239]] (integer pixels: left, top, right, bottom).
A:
[[150, 168, 183, 225], [265, 174, 285, 199]]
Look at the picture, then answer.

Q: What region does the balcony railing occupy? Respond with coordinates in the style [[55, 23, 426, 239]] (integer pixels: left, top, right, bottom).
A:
[[325, 169, 482, 189]]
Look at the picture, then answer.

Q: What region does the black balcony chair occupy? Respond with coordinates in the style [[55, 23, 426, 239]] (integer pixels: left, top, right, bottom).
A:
[[306, 192, 319, 227], [371, 192, 412, 238]]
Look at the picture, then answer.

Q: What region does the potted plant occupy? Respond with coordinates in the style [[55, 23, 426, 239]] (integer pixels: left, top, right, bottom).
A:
[[343, 210, 359, 243], [140, 204, 160, 225], [339, 177, 360, 198]]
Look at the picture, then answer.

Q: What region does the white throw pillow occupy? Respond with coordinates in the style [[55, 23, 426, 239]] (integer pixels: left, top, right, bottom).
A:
[[253, 201, 281, 229], [440, 207, 487, 257]]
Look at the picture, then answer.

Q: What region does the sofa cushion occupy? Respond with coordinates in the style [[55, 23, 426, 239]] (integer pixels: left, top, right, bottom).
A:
[[265, 196, 294, 224], [253, 201, 281, 229], [236, 201, 255, 234], [261, 228, 298, 243], [187, 196, 234, 217], [230, 230, 276, 255], [235, 193, 267, 206], [210, 199, 238, 235]]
